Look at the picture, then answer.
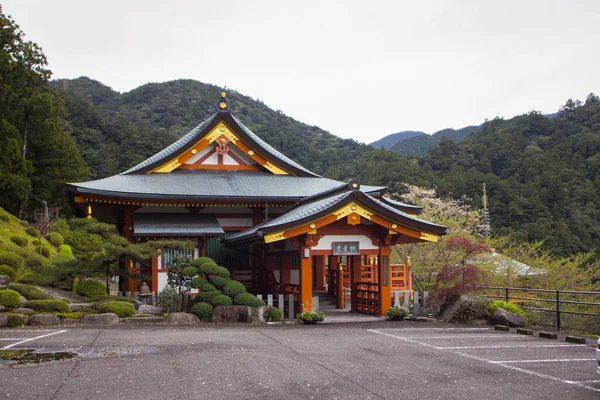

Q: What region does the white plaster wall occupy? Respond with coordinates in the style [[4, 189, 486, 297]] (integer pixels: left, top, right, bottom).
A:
[[290, 270, 299, 285], [157, 272, 168, 292], [184, 146, 212, 164]]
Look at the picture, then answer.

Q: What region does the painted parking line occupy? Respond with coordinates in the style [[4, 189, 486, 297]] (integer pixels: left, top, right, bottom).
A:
[[499, 358, 595, 364], [1, 329, 67, 350], [368, 329, 600, 394], [441, 344, 586, 349]]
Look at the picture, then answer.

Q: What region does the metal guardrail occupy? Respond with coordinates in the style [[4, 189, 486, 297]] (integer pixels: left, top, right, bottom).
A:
[[478, 286, 600, 331]]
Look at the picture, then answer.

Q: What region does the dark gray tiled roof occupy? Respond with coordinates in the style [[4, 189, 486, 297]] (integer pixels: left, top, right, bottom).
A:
[[379, 196, 423, 214], [133, 213, 224, 237], [123, 113, 218, 174], [68, 170, 383, 201]]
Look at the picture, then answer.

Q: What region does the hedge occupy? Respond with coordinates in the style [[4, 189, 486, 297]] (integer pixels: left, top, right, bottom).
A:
[[95, 301, 136, 317], [271, 307, 282, 322], [10, 236, 28, 247], [0, 252, 23, 269], [190, 276, 208, 289], [9, 283, 51, 300], [488, 300, 526, 316], [209, 276, 230, 290], [190, 257, 215, 269], [222, 281, 247, 298], [234, 293, 265, 307], [87, 295, 136, 304], [211, 294, 233, 307], [7, 314, 27, 328], [181, 266, 199, 277], [196, 290, 222, 303], [76, 280, 107, 297], [201, 283, 217, 292], [191, 302, 213, 321], [25, 227, 40, 237], [46, 232, 64, 247], [0, 289, 21, 308], [24, 299, 70, 313], [0, 264, 16, 282]]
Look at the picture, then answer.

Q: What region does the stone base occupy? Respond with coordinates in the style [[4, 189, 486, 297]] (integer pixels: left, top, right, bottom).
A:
[[212, 305, 272, 323]]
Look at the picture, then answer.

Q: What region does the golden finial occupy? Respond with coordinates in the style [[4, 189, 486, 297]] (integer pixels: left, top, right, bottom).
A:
[[219, 91, 228, 110]]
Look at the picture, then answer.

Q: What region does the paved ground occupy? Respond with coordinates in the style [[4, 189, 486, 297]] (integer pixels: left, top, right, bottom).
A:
[[0, 321, 598, 399]]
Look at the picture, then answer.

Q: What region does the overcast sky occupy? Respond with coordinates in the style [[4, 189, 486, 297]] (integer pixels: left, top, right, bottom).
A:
[[3, 1, 599, 144]]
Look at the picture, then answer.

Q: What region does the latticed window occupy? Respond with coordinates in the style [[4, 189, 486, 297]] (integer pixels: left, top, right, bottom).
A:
[[162, 249, 194, 268], [290, 255, 299, 266]]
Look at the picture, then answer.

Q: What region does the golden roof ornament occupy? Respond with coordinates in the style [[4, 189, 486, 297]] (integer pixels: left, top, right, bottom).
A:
[[219, 91, 228, 110]]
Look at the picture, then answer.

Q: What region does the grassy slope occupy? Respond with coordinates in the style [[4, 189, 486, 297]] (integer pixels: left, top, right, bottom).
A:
[[0, 207, 56, 263]]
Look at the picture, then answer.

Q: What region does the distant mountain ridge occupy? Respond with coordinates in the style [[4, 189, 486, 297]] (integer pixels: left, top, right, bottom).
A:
[[370, 131, 426, 150]]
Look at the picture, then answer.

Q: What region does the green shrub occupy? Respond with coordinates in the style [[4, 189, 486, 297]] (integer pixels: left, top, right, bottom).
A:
[[57, 244, 73, 262], [7, 314, 27, 328], [25, 227, 40, 237], [198, 261, 218, 274], [95, 301, 136, 317], [0, 252, 23, 269], [190, 276, 208, 289], [209, 276, 230, 290], [0, 264, 16, 282], [181, 266, 199, 277], [41, 243, 52, 258], [223, 281, 247, 298], [488, 300, 526, 316], [10, 236, 28, 247], [271, 307, 282, 322], [190, 257, 215, 269], [386, 305, 409, 319], [211, 294, 233, 307], [75, 280, 107, 297], [196, 290, 222, 303], [452, 296, 492, 322], [0, 289, 21, 308], [0, 213, 9, 222], [8, 283, 50, 300], [201, 283, 217, 292], [234, 293, 265, 307], [54, 312, 84, 319], [191, 302, 213, 321], [46, 232, 64, 247], [87, 295, 136, 304], [24, 299, 69, 313]]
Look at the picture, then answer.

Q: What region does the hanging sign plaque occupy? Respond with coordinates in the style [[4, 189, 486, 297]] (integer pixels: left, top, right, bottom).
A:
[[332, 241, 360, 256]]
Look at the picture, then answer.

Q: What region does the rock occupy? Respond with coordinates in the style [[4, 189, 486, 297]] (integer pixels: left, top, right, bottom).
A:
[[69, 303, 94, 311], [61, 318, 79, 325], [19, 295, 27, 305], [28, 314, 61, 326], [0, 275, 10, 285], [212, 305, 271, 323], [137, 304, 164, 315], [489, 308, 525, 327], [438, 294, 469, 322], [0, 305, 5, 312], [164, 312, 200, 325], [122, 316, 165, 324], [12, 308, 34, 314], [133, 299, 143, 310], [80, 313, 120, 325], [0, 314, 7, 327]]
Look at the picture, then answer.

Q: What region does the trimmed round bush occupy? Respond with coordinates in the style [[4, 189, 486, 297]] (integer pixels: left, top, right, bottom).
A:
[[196, 290, 222, 303], [191, 257, 215, 269], [41, 243, 52, 258], [0, 289, 21, 308], [76, 279, 107, 297], [9, 283, 50, 300], [10, 235, 28, 247], [0, 213, 9, 222], [222, 281, 247, 298], [201, 283, 217, 292], [234, 293, 265, 307], [95, 301, 136, 317], [24, 299, 69, 313], [0, 252, 23, 269], [57, 244, 73, 262], [198, 261, 219, 274], [181, 266, 199, 277], [190, 276, 208, 289], [25, 227, 40, 237], [87, 295, 135, 304], [211, 294, 233, 307], [271, 307, 282, 322], [488, 300, 526, 316], [46, 232, 64, 247], [209, 276, 230, 290], [7, 314, 27, 328], [0, 264, 16, 282], [191, 302, 213, 321]]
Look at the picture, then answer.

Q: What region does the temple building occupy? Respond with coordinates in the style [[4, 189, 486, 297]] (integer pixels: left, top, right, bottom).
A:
[[67, 93, 447, 316]]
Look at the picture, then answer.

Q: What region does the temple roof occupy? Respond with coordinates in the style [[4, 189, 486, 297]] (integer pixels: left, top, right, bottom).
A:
[[133, 213, 224, 237]]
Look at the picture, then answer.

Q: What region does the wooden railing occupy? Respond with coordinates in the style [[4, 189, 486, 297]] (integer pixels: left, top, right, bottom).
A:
[[355, 282, 380, 316]]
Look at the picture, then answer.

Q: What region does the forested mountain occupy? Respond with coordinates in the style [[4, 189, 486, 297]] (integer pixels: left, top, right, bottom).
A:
[[390, 125, 480, 156], [51, 78, 371, 179], [370, 131, 425, 150]]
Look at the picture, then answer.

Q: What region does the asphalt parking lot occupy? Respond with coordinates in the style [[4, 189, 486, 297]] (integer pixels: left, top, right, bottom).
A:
[[0, 321, 598, 399]]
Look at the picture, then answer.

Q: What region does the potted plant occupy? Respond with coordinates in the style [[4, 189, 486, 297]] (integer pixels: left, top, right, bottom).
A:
[[386, 305, 409, 321], [296, 307, 325, 325]]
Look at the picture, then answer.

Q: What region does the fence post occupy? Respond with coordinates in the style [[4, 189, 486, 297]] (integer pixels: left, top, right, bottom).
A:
[[423, 291, 429, 315], [556, 289, 561, 331], [414, 292, 420, 316], [267, 294, 273, 307], [278, 294, 284, 318], [505, 287, 509, 302], [288, 294, 294, 320]]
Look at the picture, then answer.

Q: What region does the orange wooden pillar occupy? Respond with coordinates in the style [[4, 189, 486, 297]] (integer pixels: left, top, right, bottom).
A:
[[350, 255, 362, 311], [314, 256, 326, 291], [299, 244, 313, 311], [336, 263, 345, 309], [378, 241, 392, 316]]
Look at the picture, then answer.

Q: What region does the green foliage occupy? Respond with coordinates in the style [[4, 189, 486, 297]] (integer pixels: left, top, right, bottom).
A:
[[181, 266, 198, 277], [0, 213, 9, 222], [191, 302, 213, 321], [0, 252, 23, 270], [386, 306, 409, 319], [57, 244, 73, 262], [196, 290, 222, 303], [296, 309, 324, 323], [234, 293, 265, 307], [190, 257, 215, 269], [6, 314, 27, 328], [201, 283, 217, 292], [75, 279, 107, 297], [41, 243, 52, 258], [452, 296, 492, 322], [86, 295, 135, 304], [94, 300, 135, 317], [10, 236, 27, 247], [0, 265, 16, 281], [24, 299, 69, 313], [46, 232, 64, 247], [157, 286, 180, 311], [208, 276, 230, 290], [198, 261, 230, 278], [165, 254, 193, 294], [25, 227, 39, 237], [488, 300, 526, 316], [271, 307, 282, 322], [0, 289, 21, 308], [222, 281, 247, 298], [190, 276, 208, 289], [210, 294, 233, 307], [8, 283, 50, 300]]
